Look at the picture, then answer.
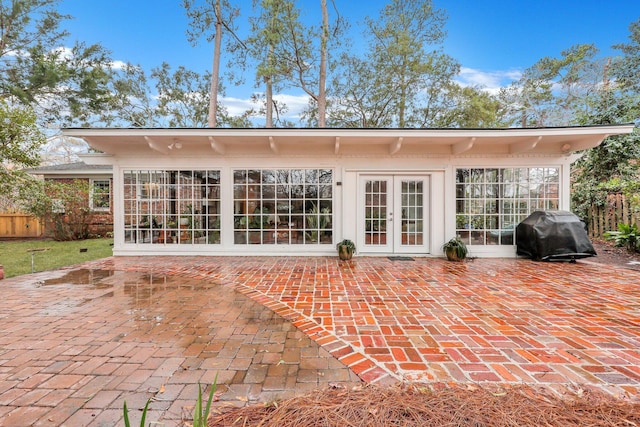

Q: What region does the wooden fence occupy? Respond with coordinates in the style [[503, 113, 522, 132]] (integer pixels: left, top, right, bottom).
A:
[[0, 214, 43, 238], [586, 193, 639, 238]]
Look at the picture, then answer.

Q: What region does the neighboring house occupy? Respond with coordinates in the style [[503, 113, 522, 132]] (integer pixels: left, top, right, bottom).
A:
[[63, 125, 634, 257], [26, 162, 114, 237]]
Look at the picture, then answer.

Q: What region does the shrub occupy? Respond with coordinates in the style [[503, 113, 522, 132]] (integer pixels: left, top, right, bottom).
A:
[[20, 179, 94, 241], [604, 223, 640, 252]]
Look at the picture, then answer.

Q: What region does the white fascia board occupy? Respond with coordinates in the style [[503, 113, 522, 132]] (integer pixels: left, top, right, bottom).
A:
[[78, 153, 115, 166], [63, 125, 635, 158], [62, 124, 634, 139]]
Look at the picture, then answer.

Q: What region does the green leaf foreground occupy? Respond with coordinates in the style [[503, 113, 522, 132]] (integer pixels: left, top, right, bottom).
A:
[[122, 374, 218, 426]]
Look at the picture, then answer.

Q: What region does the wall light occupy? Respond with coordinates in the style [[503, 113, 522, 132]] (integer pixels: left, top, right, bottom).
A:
[[168, 140, 183, 150]]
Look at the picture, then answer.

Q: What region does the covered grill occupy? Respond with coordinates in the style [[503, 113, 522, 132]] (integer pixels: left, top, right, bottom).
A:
[[516, 211, 596, 261]]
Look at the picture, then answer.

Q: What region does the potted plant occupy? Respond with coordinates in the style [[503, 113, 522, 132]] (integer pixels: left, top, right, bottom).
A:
[[336, 239, 356, 260], [180, 205, 192, 226], [442, 236, 468, 261], [139, 215, 158, 228]]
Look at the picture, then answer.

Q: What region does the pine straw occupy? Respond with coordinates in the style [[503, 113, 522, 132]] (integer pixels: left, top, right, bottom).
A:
[[208, 383, 640, 427]]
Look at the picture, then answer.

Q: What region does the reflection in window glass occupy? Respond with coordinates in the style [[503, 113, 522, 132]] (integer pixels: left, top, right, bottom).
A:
[[233, 168, 333, 245], [364, 179, 388, 246], [123, 170, 221, 245], [90, 179, 111, 211], [455, 168, 559, 245]]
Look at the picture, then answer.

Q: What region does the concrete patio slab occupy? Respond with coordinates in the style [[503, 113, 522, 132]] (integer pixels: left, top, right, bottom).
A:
[[0, 255, 638, 425]]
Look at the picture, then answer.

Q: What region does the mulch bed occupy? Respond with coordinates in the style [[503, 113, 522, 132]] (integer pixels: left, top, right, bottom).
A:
[[209, 383, 640, 426], [590, 239, 640, 271]]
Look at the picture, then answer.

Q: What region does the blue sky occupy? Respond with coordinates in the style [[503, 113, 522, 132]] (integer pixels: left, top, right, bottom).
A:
[[58, 0, 638, 118]]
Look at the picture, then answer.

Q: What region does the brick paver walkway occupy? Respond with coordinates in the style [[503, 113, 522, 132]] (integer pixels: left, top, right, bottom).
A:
[[0, 266, 359, 426], [1, 256, 638, 425], [104, 256, 640, 397]]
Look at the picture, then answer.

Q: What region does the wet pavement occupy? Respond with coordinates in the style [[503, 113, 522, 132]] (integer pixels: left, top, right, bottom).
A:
[[1, 255, 639, 425], [0, 266, 360, 426]]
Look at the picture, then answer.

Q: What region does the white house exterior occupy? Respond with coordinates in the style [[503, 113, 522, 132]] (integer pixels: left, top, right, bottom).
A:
[[64, 125, 634, 258]]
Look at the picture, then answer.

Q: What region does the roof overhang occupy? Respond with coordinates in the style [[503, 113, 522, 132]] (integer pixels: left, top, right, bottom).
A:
[[25, 161, 112, 178], [62, 125, 636, 158]]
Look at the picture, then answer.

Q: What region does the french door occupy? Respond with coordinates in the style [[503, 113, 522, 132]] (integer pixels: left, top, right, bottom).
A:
[[360, 175, 430, 254]]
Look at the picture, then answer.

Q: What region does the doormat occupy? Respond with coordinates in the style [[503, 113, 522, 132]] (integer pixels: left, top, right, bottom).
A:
[[388, 256, 415, 261]]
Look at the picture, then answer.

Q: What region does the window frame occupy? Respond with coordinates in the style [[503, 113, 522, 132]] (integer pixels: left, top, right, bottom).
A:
[[455, 167, 560, 246], [122, 169, 221, 245], [89, 179, 111, 212], [232, 168, 334, 245]]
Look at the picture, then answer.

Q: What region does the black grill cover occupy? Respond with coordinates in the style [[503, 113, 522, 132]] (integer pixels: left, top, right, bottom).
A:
[[516, 211, 596, 261]]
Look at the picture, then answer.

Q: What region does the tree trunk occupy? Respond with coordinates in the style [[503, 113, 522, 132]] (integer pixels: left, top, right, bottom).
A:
[[266, 44, 274, 128], [208, 0, 223, 128], [318, 0, 328, 127], [398, 55, 407, 128]]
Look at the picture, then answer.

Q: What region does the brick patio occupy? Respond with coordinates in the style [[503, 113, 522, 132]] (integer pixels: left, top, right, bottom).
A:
[[1, 256, 639, 425], [0, 265, 360, 426]]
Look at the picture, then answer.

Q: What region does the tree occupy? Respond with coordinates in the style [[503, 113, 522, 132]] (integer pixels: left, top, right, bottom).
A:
[[0, 0, 118, 127], [152, 63, 211, 127], [0, 101, 45, 196], [183, 0, 242, 128], [42, 135, 88, 165], [428, 84, 505, 128], [246, 0, 294, 127], [153, 62, 254, 128], [327, 53, 396, 127], [328, 0, 460, 128], [499, 44, 603, 127], [406, 53, 464, 127], [612, 18, 640, 95], [317, 0, 328, 127], [101, 63, 158, 128], [365, 0, 450, 128], [571, 130, 640, 222], [274, 0, 344, 127], [571, 20, 640, 224]]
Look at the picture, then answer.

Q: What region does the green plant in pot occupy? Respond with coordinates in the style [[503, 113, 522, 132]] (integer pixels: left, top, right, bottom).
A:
[[442, 236, 468, 261], [336, 239, 356, 260]]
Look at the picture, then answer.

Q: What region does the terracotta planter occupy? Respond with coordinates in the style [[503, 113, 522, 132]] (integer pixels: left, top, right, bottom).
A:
[[338, 245, 353, 260], [445, 248, 463, 262]]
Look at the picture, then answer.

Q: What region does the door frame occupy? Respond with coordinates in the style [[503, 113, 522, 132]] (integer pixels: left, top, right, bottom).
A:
[[358, 173, 431, 255]]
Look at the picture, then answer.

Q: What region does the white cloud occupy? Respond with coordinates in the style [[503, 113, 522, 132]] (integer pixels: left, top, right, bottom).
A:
[[221, 96, 257, 116], [456, 67, 522, 95], [273, 94, 311, 118], [4, 49, 29, 58], [222, 93, 311, 120], [109, 60, 128, 70], [52, 46, 74, 60], [51, 47, 128, 71]]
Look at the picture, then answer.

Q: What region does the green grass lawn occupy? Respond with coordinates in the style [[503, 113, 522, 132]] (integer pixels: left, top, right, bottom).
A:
[[0, 238, 113, 279]]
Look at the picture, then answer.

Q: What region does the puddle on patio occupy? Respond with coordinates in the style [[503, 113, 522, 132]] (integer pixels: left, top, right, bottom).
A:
[[77, 270, 285, 355], [41, 268, 115, 288], [4, 266, 361, 422], [98, 270, 360, 395], [39, 268, 308, 356]]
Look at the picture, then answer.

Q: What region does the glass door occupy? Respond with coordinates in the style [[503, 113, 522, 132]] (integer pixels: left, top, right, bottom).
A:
[[362, 177, 393, 252], [360, 175, 429, 254], [394, 177, 429, 253]]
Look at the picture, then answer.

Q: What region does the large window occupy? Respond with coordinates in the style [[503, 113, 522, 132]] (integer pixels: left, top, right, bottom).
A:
[[455, 168, 559, 245], [90, 179, 111, 211], [123, 170, 221, 245], [233, 169, 333, 245]]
